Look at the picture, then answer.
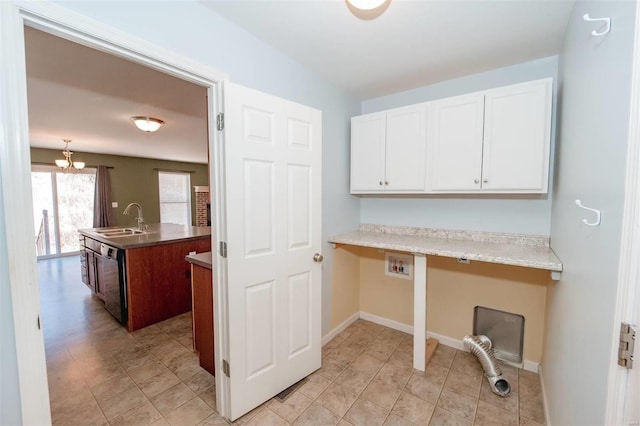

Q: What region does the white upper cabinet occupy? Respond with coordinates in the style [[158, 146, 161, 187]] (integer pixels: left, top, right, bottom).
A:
[[350, 112, 386, 192], [481, 79, 552, 192], [351, 78, 553, 194], [430, 93, 485, 191], [429, 78, 553, 193], [351, 104, 428, 193]]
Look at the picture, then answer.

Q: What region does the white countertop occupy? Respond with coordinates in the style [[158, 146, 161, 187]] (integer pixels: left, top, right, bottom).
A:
[[329, 224, 562, 272]]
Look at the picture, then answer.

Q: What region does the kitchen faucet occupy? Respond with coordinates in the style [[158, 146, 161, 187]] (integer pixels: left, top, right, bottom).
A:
[[123, 202, 147, 231]]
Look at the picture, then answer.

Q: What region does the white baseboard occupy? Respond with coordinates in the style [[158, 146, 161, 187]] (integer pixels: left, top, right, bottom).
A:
[[357, 311, 540, 373], [359, 311, 413, 334], [539, 364, 552, 426], [322, 312, 359, 346]]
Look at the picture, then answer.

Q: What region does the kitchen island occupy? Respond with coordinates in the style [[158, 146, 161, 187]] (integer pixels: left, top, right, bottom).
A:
[[79, 223, 211, 331]]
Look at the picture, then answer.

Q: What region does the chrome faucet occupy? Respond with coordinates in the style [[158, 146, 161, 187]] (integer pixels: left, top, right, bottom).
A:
[[123, 202, 147, 231]]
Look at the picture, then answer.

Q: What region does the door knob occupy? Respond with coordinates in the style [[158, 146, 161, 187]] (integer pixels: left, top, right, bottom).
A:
[[313, 253, 324, 263]]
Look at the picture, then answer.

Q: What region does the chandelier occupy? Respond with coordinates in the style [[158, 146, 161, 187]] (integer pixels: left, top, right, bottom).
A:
[[55, 139, 85, 172]]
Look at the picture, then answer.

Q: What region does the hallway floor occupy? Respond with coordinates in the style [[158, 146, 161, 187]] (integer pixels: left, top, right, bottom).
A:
[[40, 256, 545, 425]]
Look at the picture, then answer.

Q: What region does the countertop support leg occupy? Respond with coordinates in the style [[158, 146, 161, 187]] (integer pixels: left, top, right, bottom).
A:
[[413, 254, 427, 371]]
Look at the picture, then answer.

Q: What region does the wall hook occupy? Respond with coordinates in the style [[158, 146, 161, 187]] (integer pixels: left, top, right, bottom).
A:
[[575, 199, 601, 226], [583, 13, 611, 36]]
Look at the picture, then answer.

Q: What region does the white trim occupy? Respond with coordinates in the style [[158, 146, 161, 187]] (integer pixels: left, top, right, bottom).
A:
[[359, 311, 413, 334], [3, 0, 231, 421], [605, 3, 640, 424], [14, 0, 228, 85], [359, 311, 540, 373], [322, 312, 360, 346], [0, 3, 50, 424], [539, 364, 552, 426]]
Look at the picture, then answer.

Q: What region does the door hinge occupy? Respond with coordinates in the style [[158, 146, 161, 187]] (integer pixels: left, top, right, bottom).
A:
[[222, 359, 230, 377], [618, 322, 636, 369], [219, 241, 227, 258], [216, 113, 224, 131]]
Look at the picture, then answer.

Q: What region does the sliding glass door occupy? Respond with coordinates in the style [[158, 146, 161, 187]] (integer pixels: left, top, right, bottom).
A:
[[31, 166, 96, 258]]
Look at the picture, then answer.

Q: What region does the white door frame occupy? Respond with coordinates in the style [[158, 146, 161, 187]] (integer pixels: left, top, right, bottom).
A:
[[605, 3, 640, 423], [1, 1, 232, 422]]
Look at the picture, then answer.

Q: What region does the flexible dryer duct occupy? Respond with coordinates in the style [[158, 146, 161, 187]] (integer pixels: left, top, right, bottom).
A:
[[463, 335, 511, 397]]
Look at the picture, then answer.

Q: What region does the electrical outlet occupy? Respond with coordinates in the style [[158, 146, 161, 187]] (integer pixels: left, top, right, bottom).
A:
[[111, 202, 118, 208]]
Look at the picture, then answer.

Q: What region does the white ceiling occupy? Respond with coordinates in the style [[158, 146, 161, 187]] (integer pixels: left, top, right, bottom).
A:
[[203, 0, 575, 99], [25, 27, 209, 164], [25, 1, 574, 162]]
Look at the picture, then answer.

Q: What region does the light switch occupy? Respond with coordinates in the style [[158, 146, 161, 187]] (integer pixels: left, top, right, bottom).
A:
[[112, 202, 118, 208]]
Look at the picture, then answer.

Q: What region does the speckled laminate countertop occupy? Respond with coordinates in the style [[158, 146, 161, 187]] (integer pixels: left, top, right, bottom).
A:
[[79, 223, 211, 250], [185, 252, 212, 270], [329, 224, 562, 272]]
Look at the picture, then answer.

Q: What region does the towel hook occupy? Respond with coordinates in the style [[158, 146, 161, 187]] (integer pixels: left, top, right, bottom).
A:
[[583, 13, 611, 36], [575, 199, 601, 226]]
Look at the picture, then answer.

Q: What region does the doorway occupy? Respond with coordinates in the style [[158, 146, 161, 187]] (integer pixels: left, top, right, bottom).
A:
[[0, 3, 225, 424], [31, 165, 96, 258]]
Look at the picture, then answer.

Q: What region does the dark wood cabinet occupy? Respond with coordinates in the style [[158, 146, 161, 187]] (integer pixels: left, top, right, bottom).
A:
[[80, 237, 102, 299], [192, 264, 214, 376], [125, 237, 211, 331]]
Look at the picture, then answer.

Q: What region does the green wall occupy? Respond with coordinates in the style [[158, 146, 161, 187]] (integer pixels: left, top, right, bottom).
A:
[[30, 148, 209, 227]]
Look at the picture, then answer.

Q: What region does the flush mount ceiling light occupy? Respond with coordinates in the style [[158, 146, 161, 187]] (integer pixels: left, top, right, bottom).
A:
[[55, 139, 85, 172], [346, 0, 390, 19], [347, 0, 386, 10], [130, 116, 164, 132]]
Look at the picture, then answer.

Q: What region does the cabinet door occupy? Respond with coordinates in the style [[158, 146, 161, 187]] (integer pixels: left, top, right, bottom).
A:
[[482, 79, 552, 192], [385, 104, 428, 191], [430, 93, 485, 191], [87, 251, 97, 293], [350, 112, 386, 192]]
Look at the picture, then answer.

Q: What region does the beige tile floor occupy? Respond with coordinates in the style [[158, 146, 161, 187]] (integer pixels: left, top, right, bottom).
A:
[[40, 257, 546, 426]]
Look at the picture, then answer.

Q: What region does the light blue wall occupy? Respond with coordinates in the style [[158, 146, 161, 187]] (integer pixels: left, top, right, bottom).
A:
[[360, 56, 559, 235], [0, 171, 22, 426], [53, 0, 361, 336], [545, 1, 636, 424]]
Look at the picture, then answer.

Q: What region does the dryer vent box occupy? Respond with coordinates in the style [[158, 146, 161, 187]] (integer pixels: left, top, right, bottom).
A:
[[473, 306, 524, 364]]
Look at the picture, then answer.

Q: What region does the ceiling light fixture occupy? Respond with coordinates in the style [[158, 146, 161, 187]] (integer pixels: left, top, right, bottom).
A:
[[130, 116, 164, 132], [55, 139, 85, 172], [346, 0, 386, 11]]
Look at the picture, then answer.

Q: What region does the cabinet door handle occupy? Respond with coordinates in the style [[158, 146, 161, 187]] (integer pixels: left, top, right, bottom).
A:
[[385, 181, 389, 185], [474, 179, 480, 184], [483, 178, 488, 183], [379, 181, 383, 186]]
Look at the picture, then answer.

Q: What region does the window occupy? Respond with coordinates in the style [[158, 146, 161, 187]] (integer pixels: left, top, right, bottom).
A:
[[158, 171, 191, 225], [31, 165, 96, 257]]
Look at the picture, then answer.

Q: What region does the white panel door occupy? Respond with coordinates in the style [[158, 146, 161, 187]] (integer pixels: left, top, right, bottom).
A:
[[385, 103, 428, 191], [350, 112, 386, 192], [224, 83, 322, 420], [430, 93, 485, 191], [482, 79, 552, 192]]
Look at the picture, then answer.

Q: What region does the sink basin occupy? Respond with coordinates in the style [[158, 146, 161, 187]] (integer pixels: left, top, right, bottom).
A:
[[96, 228, 147, 237]]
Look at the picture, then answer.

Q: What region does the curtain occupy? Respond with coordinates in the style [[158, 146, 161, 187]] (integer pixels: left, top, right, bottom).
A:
[[93, 166, 113, 228]]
